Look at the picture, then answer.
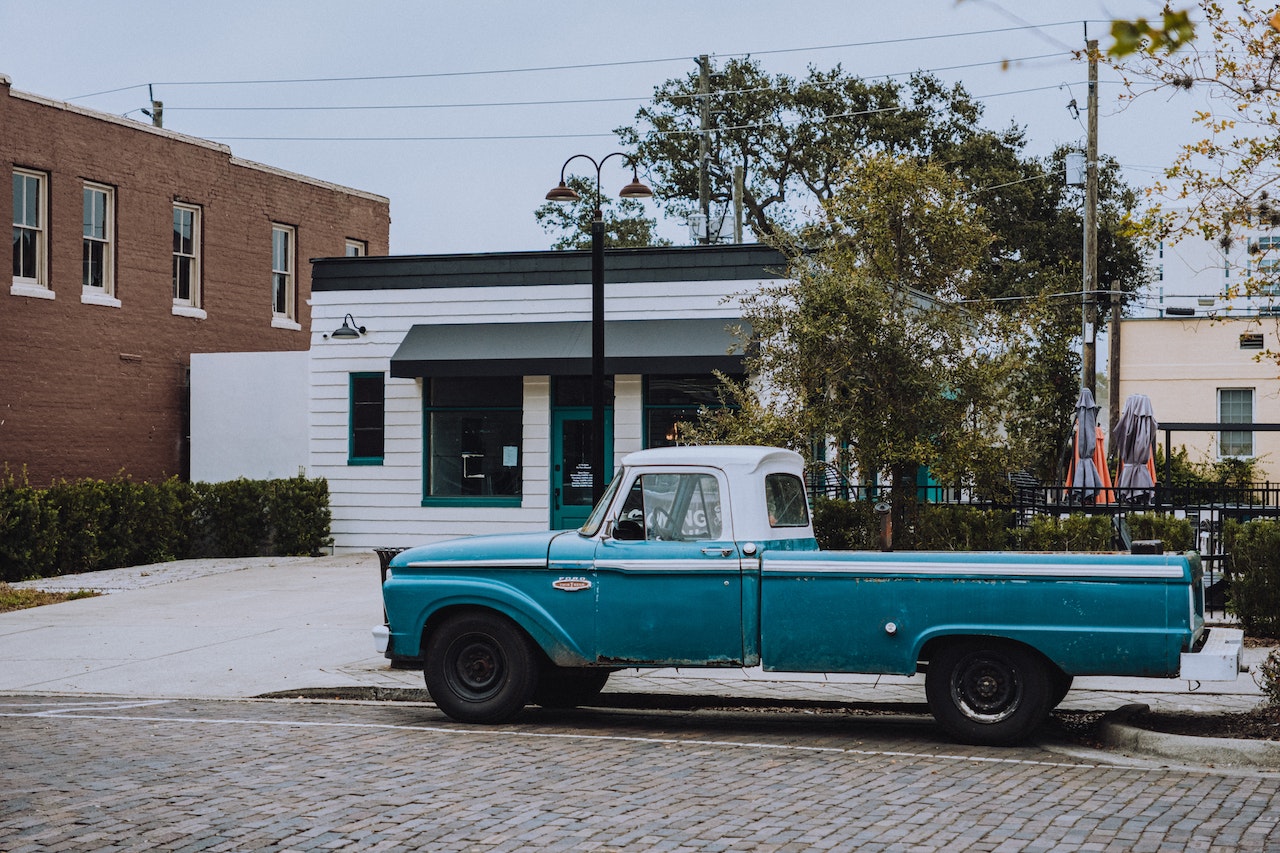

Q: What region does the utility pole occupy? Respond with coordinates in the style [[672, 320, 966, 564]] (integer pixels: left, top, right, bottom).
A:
[[1081, 38, 1099, 395], [143, 84, 163, 128], [1109, 298, 1122, 438], [697, 55, 711, 244], [733, 165, 744, 244]]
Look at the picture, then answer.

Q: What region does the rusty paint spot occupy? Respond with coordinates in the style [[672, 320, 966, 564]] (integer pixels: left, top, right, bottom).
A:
[[596, 656, 744, 667]]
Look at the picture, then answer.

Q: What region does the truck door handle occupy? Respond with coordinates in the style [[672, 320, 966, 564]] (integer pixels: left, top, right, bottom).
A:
[[701, 547, 734, 557]]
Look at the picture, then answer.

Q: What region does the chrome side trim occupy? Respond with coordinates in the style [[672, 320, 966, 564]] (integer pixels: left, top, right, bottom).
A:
[[763, 560, 1185, 579]]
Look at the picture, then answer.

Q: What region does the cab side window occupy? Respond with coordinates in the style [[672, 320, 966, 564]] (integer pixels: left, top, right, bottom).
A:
[[619, 473, 723, 541], [765, 473, 809, 527]]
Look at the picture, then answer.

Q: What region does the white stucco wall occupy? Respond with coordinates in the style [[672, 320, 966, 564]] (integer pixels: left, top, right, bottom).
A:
[[310, 275, 763, 550], [190, 350, 310, 482], [1118, 316, 1280, 479]]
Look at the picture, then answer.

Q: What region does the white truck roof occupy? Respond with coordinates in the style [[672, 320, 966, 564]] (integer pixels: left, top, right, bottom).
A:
[[619, 445, 813, 543], [621, 445, 805, 474]]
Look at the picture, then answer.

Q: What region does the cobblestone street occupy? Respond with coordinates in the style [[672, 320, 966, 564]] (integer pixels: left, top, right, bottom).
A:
[[2, 695, 1278, 852]]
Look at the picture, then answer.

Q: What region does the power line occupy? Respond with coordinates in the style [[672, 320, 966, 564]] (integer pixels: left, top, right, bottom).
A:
[[200, 82, 1071, 143], [69, 21, 1085, 100], [160, 52, 1075, 114]]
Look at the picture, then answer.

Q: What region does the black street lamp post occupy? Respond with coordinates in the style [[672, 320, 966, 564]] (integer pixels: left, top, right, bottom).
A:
[[545, 153, 653, 504]]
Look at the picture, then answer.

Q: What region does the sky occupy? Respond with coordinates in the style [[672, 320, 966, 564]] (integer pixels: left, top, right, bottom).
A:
[[1, 0, 1207, 256]]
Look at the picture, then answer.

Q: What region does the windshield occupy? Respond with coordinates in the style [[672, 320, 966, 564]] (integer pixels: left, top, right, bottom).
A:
[[578, 467, 625, 536]]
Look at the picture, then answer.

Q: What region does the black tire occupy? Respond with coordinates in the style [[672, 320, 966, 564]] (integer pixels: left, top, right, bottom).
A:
[[925, 640, 1052, 746], [423, 612, 538, 724], [1048, 670, 1074, 709], [532, 667, 611, 709]]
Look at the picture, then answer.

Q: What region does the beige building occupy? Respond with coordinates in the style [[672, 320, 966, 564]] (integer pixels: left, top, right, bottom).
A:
[[1118, 315, 1280, 479]]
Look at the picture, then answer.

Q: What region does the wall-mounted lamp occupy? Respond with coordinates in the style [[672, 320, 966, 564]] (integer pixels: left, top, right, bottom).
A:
[[331, 313, 366, 339]]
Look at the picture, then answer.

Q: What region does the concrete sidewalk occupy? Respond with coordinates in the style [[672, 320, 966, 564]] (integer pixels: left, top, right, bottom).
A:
[[2, 553, 1269, 717]]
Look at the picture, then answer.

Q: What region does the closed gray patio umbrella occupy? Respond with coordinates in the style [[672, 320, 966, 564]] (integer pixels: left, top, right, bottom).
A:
[[1113, 393, 1158, 504], [1067, 388, 1105, 503]]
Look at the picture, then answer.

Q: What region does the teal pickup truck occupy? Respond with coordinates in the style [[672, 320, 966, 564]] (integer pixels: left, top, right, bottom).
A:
[[374, 445, 1243, 745]]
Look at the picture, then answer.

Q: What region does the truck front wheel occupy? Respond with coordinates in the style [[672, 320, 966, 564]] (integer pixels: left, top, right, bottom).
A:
[[424, 612, 538, 724], [533, 667, 611, 709], [925, 640, 1051, 746]]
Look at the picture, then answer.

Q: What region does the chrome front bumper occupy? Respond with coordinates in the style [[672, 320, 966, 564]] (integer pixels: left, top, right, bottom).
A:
[[372, 624, 390, 655]]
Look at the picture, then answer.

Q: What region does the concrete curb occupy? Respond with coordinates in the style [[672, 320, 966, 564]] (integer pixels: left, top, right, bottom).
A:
[[1098, 702, 1280, 768]]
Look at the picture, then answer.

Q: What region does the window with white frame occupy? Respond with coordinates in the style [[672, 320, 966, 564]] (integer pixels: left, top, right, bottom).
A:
[[272, 224, 296, 321], [1219, 388, 1254, 457], [344, 239, 366, 257], [83, 183, 114, 294], [172, 204, 201, 308], [12, 168, 48, 288]]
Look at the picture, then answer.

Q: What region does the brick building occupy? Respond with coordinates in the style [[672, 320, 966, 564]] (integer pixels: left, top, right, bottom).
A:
[[2, 75, 390, 485]]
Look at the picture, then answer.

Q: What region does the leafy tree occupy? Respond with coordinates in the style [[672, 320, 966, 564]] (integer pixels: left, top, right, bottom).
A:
[[1111, 3, 1280, 282], [1108, 8, 1198, 56], [989, 145, 1150, 480], [604, 59, 1149, 478], [686, 154, 1022, 522], [533, 175, 668, 250], [617, 60, 1001, 239]]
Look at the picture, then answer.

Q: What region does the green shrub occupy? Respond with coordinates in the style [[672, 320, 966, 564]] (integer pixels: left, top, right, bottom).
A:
[[1260, 649, 1280, 706], [909, 505, 1015, 551], [811, 496, 878, 550], [192, 479, 270, 558], [45, 478, 111, 575], [267, 476, 332, 556], [1, 474, 330, 579], [1125, 512, 1194, 552], [1226, 518, 1280, 638], [1013, 513, 1113, 551], [0, 474, 59, 582]]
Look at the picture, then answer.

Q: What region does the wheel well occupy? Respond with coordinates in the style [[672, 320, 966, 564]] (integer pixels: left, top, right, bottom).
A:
[[918, 634, 1066, 680], [421, 605, 547, 663]]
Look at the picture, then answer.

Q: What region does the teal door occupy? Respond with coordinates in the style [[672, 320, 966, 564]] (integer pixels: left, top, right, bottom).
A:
[[592, 469, 745, 665], [551, 408, 612, 530]]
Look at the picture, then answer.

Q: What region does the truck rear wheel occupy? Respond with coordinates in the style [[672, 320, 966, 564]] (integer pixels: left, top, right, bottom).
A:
[[925, 640, 1051, 746], [424, 612, 538, 724]]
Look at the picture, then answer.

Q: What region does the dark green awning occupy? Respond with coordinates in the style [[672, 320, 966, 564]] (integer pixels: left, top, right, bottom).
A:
[[389, 318, 749, 379]]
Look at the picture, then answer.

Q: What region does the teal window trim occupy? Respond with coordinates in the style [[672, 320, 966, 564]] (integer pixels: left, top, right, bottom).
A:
[[420, 496, 522, 508], [348, 372, 385, 466], [423, 377, 523, 502]]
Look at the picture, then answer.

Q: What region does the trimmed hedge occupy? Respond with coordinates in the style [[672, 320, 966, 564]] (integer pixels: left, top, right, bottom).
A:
[[1223, 518, 1280, 638], [0, 474, 331, 583], [1126, 512, 1195, 552], [812, 500, 1192, 554], [814, 500, 1117, 552]]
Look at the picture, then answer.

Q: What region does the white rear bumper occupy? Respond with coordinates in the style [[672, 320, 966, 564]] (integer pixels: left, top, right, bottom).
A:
[[1180, 627, 1245, 681]]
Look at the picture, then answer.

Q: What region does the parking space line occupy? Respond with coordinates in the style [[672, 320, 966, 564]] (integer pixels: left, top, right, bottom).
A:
[[0, 699, 172, 715], [0, 706, 1099, 769]]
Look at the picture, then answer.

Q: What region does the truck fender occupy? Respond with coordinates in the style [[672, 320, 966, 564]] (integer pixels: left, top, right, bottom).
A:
[[391, 576, 592, 666], [914, 627, 1059, 673]]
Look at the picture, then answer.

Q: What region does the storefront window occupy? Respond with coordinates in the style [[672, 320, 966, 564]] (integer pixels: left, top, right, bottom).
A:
[[644, 375, 740, 448], [425, 377, 522, 502]]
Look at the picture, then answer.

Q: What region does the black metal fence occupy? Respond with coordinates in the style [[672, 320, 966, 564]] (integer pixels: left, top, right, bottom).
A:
[[806, 465, 1280, 619]]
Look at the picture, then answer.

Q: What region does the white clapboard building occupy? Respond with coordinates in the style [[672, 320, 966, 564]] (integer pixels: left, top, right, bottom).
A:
[[303, 244, 785, 550]]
